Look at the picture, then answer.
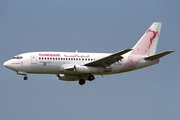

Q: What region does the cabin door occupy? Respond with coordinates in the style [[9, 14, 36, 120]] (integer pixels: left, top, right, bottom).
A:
[[31, 54, 37, 64]]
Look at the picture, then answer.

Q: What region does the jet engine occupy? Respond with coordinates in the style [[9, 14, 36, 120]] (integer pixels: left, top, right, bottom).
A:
[[74, 65, 104, 74], [59, 64, 112, 74], [57, 74, 87, 81]]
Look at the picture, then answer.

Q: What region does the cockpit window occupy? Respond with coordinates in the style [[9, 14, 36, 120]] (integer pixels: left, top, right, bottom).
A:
[[13, 56, 23, 59]]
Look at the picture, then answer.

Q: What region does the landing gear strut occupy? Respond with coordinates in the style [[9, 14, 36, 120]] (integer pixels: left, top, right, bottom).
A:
[[79, 79, 85, 85]]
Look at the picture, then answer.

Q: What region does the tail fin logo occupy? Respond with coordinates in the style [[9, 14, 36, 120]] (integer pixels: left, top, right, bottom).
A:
[[146, 29, 158, 48]]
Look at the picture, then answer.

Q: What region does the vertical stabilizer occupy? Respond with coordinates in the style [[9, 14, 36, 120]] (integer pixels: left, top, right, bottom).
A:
[[132, 22, 162, 56]]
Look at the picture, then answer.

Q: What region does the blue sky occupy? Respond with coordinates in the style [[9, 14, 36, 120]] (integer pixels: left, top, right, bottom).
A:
[[0, 1, 180, 120]]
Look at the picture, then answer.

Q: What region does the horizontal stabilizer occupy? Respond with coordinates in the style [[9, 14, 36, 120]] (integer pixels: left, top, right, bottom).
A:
[[144, 50, 174, 60]]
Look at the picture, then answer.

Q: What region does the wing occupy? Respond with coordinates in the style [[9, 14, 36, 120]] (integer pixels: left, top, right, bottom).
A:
[[84, 49, 132, 67]]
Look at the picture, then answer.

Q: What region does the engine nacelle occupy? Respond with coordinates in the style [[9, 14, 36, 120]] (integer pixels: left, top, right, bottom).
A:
[[74, 65, 104, 74], [57, 74, 87, 81], [59, 64, 112, 74]]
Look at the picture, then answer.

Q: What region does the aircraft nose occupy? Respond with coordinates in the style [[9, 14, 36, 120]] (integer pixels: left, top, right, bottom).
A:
[[3, 60, 11, 69]]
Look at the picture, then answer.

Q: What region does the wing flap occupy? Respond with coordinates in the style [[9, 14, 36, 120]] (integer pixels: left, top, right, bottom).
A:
[[84, 49, 132, 66], [144, 50, 174, 60]]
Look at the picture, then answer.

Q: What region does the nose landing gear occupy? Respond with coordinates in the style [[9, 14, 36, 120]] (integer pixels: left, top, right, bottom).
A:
[[17, 71, 28, 80]]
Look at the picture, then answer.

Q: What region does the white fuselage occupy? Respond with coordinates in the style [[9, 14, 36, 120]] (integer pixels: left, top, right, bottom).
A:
[[4, 51, 158, 75]]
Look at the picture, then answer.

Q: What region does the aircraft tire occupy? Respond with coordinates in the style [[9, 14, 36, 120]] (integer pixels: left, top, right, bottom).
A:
[[88, 75, 95, 81], [79, 79, 85, 85], [24, 76, 28, 80]]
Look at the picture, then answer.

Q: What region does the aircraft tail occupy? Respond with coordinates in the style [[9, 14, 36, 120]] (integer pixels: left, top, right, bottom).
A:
[[132, 22, 162, 56]]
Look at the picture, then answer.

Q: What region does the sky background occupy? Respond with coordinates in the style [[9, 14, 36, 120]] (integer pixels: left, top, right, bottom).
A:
[[0, 1, 180, 120]]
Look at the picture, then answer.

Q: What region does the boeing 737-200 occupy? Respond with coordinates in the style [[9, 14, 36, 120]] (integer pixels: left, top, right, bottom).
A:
[[3, 22, 174, 85]]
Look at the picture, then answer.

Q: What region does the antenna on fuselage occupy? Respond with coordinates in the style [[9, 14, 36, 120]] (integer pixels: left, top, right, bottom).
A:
[[75, 50, 78, 53]]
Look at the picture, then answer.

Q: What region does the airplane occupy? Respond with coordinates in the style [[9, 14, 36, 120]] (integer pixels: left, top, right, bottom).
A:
[[3, 22, 174, 85]]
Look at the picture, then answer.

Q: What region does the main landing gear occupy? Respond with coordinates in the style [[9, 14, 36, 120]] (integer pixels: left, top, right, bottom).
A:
[[79, 79, 85, 85], [78, 75, 95, 85], [88, 75, 95, 81]]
